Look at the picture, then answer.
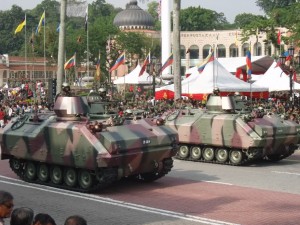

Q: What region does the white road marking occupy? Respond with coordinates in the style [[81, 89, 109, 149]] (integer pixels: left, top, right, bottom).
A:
[[272, 171, 300, 176], [0, 175, 240, 225], [205, 181, 233, 186]]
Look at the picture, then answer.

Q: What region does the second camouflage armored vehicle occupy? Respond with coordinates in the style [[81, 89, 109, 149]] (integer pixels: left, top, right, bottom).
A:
[[165, 94, 300, 166], [0, 96, 178, 192]]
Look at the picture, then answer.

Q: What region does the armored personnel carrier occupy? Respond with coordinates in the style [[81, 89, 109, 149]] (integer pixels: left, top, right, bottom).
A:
[[165, 94, 300, 165], [0, 96, 178, 192]]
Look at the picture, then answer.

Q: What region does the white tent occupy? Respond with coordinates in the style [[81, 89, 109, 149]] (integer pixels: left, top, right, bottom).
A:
[[254, 62, 300, 92], [113, 65, 153, 84], [185, 56, 274, 75], [157, 59, 268, 94]]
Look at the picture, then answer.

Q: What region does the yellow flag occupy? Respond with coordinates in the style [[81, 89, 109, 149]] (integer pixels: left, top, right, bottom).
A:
[[235, 31, 238, 47], [36, 11, 45, 34], [15, 17, 26, 34]]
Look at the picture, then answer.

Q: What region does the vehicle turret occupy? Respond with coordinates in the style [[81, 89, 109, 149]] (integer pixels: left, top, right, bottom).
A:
[[54, 96, 88, 121], [206, 95, 236, 113]]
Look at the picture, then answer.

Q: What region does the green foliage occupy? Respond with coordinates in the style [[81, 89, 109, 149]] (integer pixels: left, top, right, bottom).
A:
[[180, 6, 229, 31], [241, 1, 300, 47], [147, 1, 161, 31], [255, 0, 298, 15], [234, 13, 267, 29]]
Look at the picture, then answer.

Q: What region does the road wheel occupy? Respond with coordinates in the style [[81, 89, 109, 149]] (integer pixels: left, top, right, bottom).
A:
[[190, 146, 201, 160], [78, 170, 94, 190], [229, 150, 243, 165], [64, 168, 78, 187], [37, 164, 49, 182], [203, 147, 214, 161], [215, 148, 229, 163], [25, 162, 37, 180], [10, 158, 23, 170], [50, 166, 63, 184], [178, 145, 189, 158]]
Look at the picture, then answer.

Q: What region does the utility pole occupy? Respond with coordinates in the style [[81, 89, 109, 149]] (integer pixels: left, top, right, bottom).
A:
[[56, 0, 67, 94], [173, 0, 181, 100]]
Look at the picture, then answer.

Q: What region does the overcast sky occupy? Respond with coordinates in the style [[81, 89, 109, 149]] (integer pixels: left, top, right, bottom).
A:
[[2, 0, 264, 23]]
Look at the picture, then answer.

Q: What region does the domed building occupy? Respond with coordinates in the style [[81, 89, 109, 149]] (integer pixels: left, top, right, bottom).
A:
[[110, 0, 278, 82], [113, 0, 155, 31], [110, 0, 160, 82]]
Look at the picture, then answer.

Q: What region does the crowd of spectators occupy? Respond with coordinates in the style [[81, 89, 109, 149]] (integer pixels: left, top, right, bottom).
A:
[[1, 82, 300, 127], [0, 190, 87, 225]]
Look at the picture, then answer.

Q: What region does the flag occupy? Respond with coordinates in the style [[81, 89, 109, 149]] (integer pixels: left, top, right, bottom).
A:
[[283, 51, 292, 62], [186, 48, 190, 54], [36, 11, 45, 34], [96, 52, 101, 80], [198, 51, 214, 73], [160, 53, 173, 74], [275, 60, 281, 68], [109, 52, 125, 73], [64, 53, 76, 70], [235, 31, 238, 47], [56, 23, 60, 32], [15, 16, 26, 34], [277, 30, 281, 45], [293, 71, 297, 82], [236, 68, 242, 79], [246, 50, 252, 80], [85, 6, 88, 31], [139, 52, 150, 76]]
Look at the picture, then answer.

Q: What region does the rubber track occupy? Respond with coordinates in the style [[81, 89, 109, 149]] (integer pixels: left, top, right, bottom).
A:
[[9, 158, 118, 193], [175, 145, 256, 166], [175, 145, 295, 166]]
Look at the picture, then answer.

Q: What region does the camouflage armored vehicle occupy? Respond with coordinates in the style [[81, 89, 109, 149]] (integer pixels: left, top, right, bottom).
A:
[[0, 96, 178, 192], [165, 94, 300, 165], [86, 91, 118, 119]]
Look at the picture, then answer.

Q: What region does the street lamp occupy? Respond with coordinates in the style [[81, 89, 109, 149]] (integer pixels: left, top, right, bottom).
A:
[[147, 56, 162, 97], [278, 46, 300, 106]]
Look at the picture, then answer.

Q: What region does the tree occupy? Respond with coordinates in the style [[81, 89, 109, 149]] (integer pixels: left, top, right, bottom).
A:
[[241, 1, 300, 48], [89, 0, 118, 21], [180, 6, 229, 31], [147, 1, 161, 30], [256, 0, 298, 15], [234, 13, 266, 28]]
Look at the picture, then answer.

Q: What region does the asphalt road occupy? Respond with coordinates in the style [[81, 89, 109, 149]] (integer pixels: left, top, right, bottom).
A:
[[0, 150, 299, 225]]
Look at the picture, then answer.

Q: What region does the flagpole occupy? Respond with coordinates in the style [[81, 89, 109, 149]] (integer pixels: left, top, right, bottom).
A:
[[43, 10, 46, 83], [86, 5, 89, 79], [25, 13, 27, 81], [74, 52, 77, 86], [64, 52, 66, 82], [31, 29, 35, 85]]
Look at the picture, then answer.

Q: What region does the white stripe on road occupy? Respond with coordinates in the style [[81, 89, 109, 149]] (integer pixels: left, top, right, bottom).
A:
[[272, 171, 300, 176], [0, 175, 240, 225], [205, 181, 233, 186]]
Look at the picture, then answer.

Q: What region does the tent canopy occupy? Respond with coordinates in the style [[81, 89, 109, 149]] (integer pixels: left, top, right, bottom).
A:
[[186, 56, 274, 75], [156, 59, 268, 99], [254, 61, 300, 92], [113, 64, 153, 84]]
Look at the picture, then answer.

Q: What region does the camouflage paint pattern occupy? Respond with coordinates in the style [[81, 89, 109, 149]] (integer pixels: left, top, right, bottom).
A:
[[0, 96, 178, 192], [165, 95, 300, 165]]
